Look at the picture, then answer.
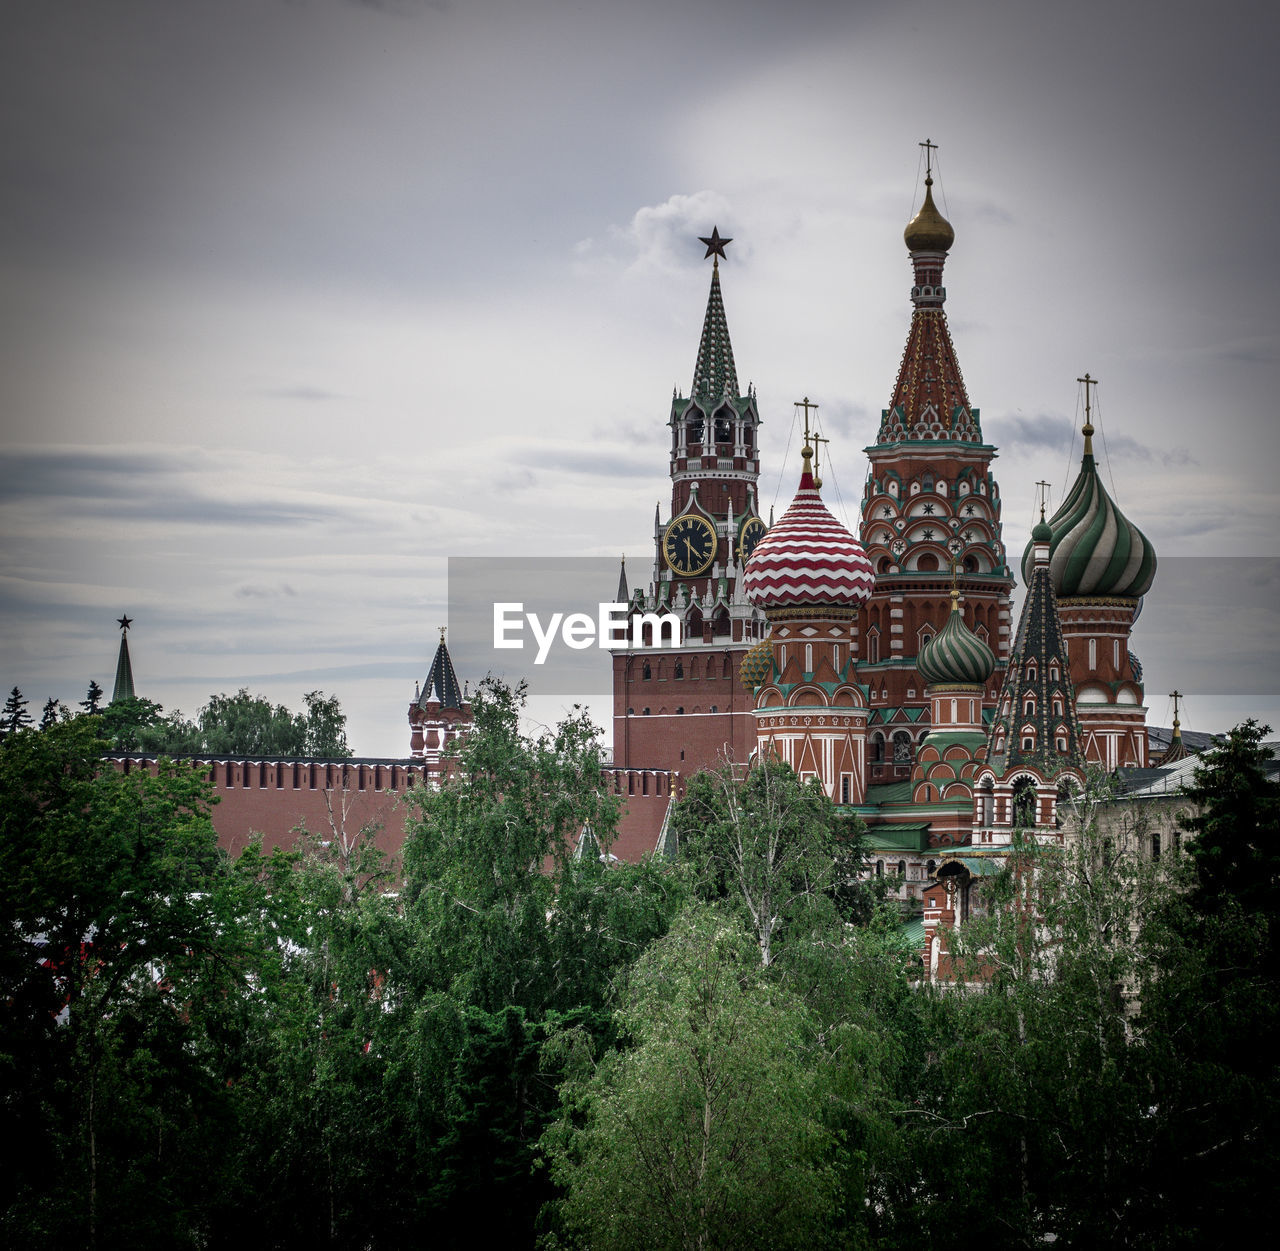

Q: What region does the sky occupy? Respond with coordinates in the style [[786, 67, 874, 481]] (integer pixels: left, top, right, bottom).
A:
[[1, 0, 1276, 757]]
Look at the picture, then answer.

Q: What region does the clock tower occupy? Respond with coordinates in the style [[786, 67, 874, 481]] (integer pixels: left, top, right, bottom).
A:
[[612, 228, 768, 777]]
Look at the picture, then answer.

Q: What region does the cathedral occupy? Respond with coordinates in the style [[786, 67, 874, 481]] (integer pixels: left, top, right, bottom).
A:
[[605, 154, 1164, 970]]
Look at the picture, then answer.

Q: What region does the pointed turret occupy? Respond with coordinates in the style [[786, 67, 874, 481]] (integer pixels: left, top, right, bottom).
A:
[[986, 514, 1083, 778], [616, 556, 629, 605], [690, 228, 739, 403], [879, 151, 980, 444], [408, 628, 472, 763], [111, 615, 135, 703]]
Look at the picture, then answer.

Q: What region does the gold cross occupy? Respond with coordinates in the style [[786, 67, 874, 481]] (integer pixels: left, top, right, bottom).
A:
[[795, 396, 820, 446], [439, 625, 447, 644], [1170, 689, 1182, 727], [1077, 372, 1098, 421], [919, 137, 938, 177], [1035, 480, 1051, 520]]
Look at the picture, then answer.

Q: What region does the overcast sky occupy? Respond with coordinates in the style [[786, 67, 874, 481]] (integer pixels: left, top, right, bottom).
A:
[[1, 0, 1276, 757]]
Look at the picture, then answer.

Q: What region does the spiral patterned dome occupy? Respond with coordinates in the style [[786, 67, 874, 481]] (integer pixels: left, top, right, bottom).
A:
[[903, 176, 954, 253], [917, 594, 996, 687], [739, 636, 774, 690], [743, 452, 875, 611], [1022, 445, 1157, 599]]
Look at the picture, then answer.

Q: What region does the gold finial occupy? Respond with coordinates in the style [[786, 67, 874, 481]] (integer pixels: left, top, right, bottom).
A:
[[439, 625, 447, 645], [948, 556, 961, 612], [1170, 689, 1182, 732], [1036, 480, 1051, 522], [1078, 372, 1098, 456], [905, 139, 954, 252]]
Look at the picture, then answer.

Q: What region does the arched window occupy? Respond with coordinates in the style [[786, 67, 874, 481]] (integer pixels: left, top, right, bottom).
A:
[[898, 860, 907, 878], [642, 661, 651, 680], [875, 860, 884, 877], [1012, 777, 1037, 828], [674, 660, 684, 679], [893, 730, 913, 764]]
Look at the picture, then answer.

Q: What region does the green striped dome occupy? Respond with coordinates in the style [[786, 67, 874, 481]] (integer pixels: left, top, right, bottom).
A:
[[1023, 452, 1157, 598], [918, 598, 996, 687], [739, 637, 774, 690]]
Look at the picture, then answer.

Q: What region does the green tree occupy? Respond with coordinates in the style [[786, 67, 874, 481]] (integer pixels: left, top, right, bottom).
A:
[[80, 679, 104, 714], [401, 677, 625, 1013], [1137, 721, 1280, 1246], [543, 904, 836, 1250], [39, 696, 63, 729], [2, 685, 33, 736], [670, 757, 871, 966], [0, 716, 271, 1247]]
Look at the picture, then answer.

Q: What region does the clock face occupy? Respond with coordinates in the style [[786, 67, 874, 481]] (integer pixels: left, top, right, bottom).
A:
[[663, 513, 717, 577], [738, 515, 767, 563]]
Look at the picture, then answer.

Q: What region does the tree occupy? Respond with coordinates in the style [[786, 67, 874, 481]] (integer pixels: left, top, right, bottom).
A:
[[543, 904, 836, 1250], [80, 679, 103, 714], [301, 689, 350, 758], [1, 686, 32, 737], [95, 694, 167, 751], [401, 677, 624, 1014], [1137, 721, 1280, 1245], [39, 696, 62, 730], [669, 756, 871, 967], [0, 716, 272, 1246]]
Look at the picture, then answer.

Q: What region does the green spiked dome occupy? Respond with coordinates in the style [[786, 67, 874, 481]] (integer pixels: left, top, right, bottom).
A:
[[1023, 421, 1157, 598], [917, 592, 996, 687], [739, 636, 774, 690]]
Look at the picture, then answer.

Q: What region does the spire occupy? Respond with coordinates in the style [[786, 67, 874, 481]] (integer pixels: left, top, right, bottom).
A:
[[879, 143, 979, 444], [1158, 690, 1189, 764], [416, 628, 464, 711], [616, 555, 629, 604], [111, 614, 135, 703], [986, 514, 1083, 776], [691, 227, 739, 403]]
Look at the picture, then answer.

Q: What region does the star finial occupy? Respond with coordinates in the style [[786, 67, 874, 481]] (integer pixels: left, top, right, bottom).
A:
[[117, 614, 133, 634], [698, 226, 732, 260]]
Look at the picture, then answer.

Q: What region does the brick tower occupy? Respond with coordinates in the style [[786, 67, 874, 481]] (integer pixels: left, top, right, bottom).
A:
[[611, 228, 768, 776], [858, 148, 1014, 786]]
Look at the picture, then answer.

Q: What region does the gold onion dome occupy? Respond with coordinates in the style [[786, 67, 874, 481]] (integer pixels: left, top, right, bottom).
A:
[[917, 592, 996, 687], [739, 636, 775, 690], [903, 176, 954, 253]]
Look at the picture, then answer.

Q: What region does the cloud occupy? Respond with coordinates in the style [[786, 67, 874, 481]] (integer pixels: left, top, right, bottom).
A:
[[574, 191, 738, 277], [981, 414, 1194, 469]]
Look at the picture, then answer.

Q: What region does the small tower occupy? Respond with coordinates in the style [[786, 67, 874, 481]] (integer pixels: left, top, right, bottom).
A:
[[111, 615, 135, 704], [909, 583, 997, 842], [975, 505, 1086, 847], [408, 629, 472, 771], [1026, 374, 1157, 768], [743, 408, 875, 805]]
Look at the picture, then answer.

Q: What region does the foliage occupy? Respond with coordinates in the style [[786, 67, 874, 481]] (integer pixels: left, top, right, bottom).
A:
[[670, 756, 872, 966], [543, 904, 836, 1250], [2, 685, 33, 737], [80, 679, 104, 714], [92, 687, 352, 758], [0, 716, 270, 1247]]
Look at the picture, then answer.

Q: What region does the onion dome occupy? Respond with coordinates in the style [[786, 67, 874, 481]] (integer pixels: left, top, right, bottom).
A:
[[739, 636, 774, 690], [917, 591, 996, 687], [743, 447, 874, 610], [904, 176, 954, 253], [1021, 420, 1157, 598]]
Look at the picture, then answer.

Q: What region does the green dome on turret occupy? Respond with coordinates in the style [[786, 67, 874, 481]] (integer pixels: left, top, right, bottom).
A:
[[918, 592, 996, 687], [1022, 417, 1157, 598]]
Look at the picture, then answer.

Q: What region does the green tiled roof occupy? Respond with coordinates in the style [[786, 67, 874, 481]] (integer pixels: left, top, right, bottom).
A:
[[865, 780, 913, 805], [867, 822, 931, 851]]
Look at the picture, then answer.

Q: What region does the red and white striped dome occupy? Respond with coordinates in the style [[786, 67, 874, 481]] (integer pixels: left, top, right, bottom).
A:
[[743, 457, 874, 610]]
